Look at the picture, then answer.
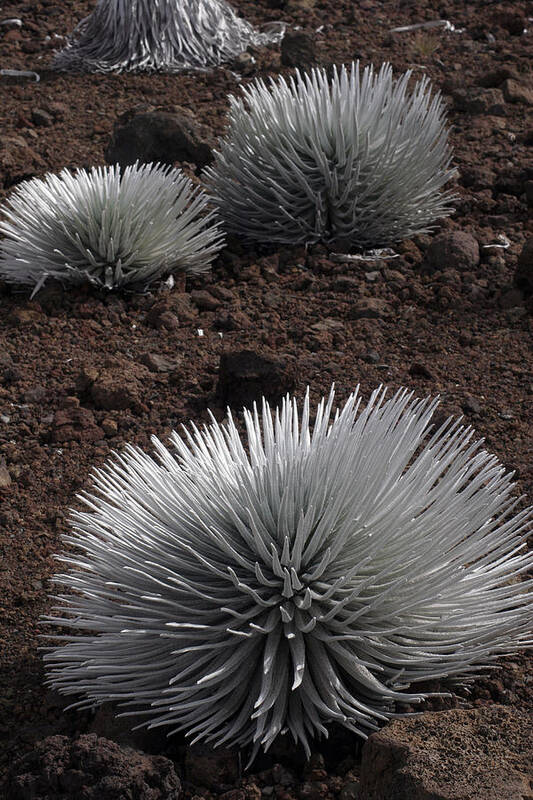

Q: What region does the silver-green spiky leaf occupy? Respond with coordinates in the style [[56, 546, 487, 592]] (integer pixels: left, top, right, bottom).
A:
[[44, 387, 532, 759], [0, 162, 224, 292], [52, 0, 283, 73], [205, 62, 456, 248]]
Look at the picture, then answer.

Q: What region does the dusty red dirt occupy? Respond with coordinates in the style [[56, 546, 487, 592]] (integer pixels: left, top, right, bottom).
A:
[[0, 0, 532, 795]]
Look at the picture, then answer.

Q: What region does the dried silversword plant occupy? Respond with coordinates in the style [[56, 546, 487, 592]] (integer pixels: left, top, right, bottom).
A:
[[52, 0, 284, 73], [205, 62, 456, 249], [0, 162, 224, 293], [44, 387, 532, 760]]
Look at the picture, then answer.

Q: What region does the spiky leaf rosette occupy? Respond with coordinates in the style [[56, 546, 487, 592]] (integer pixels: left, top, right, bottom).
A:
[[205, 62, 456, 248], [52, 0, 284, 73], [44, 387, 533, 759], [0, 162, 224, 292]]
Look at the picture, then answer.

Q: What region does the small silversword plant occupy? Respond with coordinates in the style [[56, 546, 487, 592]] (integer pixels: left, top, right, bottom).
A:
[[44, 387, 532, 759], [205, 62, 455, 248], [53, 0, 283, 73], [0, 162, 224, 293]]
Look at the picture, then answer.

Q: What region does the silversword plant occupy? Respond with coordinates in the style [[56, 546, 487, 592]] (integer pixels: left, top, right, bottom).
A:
[[44, 386, 532, 759], [205, 62, 455, 248], [53, 0, 283, 73], [0, 162, 224, 292]]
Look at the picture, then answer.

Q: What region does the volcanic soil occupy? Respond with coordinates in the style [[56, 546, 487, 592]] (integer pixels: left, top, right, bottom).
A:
[[0, 0, 532, 795]]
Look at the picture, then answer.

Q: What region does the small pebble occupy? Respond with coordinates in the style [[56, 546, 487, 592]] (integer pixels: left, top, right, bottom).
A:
[[409, 362, 435, 380], [462, 396, 482, 415], [361, 350, 380, 364]]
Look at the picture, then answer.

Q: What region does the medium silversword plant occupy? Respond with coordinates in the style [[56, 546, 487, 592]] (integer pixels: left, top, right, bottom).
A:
[[53, 0, 283, 73], [205, 62, 456, 248], [44, 386, 532, 759], [0, 162, 224, 293]]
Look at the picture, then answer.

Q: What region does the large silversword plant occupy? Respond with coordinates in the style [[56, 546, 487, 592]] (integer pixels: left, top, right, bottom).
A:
[[52, 0, 284, 73], [44, 387, 533, 760], [0, 162, 224, 293], [205, 62, 456, 248]]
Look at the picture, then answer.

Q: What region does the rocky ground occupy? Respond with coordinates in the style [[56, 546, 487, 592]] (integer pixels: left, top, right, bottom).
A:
[[0, 0, 532, 797]]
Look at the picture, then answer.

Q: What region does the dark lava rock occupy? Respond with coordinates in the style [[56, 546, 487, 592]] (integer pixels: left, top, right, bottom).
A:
[[23, 384, 47, 403], [31, 107, 53, 127], [408, 362, 435, 380], [348, 298, 390, 320], [215, 309, 252, 331], [462, 395, 482, 415], [499, 288, 524, 309], [106, 108, 214, 169], [140, 352, 180, 373], [184, 742, 240, 790], [494, 166, 526, 198], [361, 350, 380, 364], [76, 359, 148, 412], [502, 79, 533, 106], [190, 289, 221, 311], [215, 349, 297, 410], [7, 733, 181, 800], [493, 9, 526, 36], [477, 66, 519, 88], [146, 295, 198, 329], [515, 237, 533, 294], [359, 706, 533, 800], [460, 164, 495, 190], [452, 87, 506, 115], [52, 406, 104, 443], [424, 231, 480, 273], [147, 306, 181, 330], [281, 30, 317, 68], [91, 370, 143, 411]]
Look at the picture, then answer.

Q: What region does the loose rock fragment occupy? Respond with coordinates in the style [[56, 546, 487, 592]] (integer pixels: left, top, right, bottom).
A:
[[462, 395, 482, 415], [106, 109, 215, 169], [424, 230, 480, 272], [409, 362, 435, 380], [140, 352, 181, 373], [190, 289, 221, 310], [503, 79, 533, 106], [281, 30, 317, 68], [91, 372, 141, 411], [215, 349, 297, 409], [7, 733, 182, 800], [359, 706, 532, 800], [349, 298, 390, 320], [52, 407, 104, 443]]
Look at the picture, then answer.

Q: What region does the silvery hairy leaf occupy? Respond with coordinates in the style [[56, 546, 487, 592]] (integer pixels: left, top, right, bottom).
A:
[[0, 162, 224, 292], [43, 386, 533, 760], [205, 62, 456, 248], [53, 0, 284, 73]]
